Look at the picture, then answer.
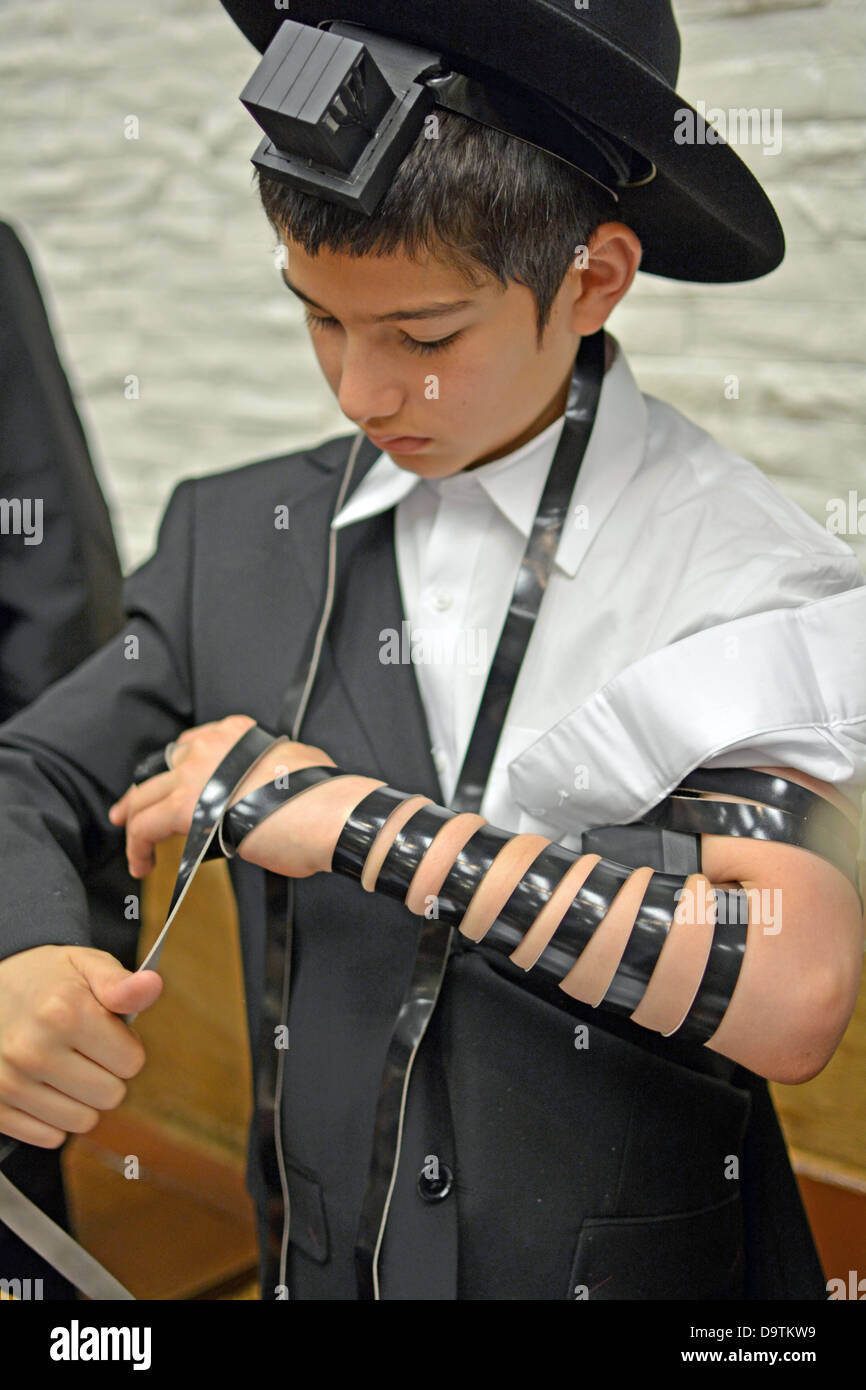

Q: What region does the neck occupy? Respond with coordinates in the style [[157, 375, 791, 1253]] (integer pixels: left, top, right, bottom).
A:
[[462, 364, 574, 473], [462, 329, 612, 473]]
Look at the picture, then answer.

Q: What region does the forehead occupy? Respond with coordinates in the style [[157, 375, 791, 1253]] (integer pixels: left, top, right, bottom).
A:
[[282, 236, 492, 300]]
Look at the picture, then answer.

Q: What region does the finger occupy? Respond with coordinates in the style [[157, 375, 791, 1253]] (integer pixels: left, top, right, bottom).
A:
[[22, 1048, 127, 1112], [110, 768, 175, 822], [0, 1102, 67, 1148], [32, 996, 147, 1081], [0, 1061, 102, 1135], [113, 773, 177, 852], [126, 796, 184, 874], [107, 786, 132, 823], [126, 769, 177, 806], [93, 969, 162, 1023], [175, 722, 221, 745], [111, 778, 177, 871]]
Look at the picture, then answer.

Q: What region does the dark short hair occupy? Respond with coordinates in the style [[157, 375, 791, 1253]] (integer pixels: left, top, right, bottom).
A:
[[255, 108, 620, 346]]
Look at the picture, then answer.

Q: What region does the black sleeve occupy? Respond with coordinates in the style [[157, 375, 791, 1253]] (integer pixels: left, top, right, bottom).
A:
[[0, 220, 125, 720], [0, 477, 196, 964]]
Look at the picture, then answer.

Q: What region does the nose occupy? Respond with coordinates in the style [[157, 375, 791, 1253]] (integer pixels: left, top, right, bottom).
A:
[[336, 339, 404, 426]]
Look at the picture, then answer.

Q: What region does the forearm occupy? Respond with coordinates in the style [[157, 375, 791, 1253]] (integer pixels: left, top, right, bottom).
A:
[[289, 774, 752, 1054], [230, 763, 858, 1081], [333, 777, 722, 986]]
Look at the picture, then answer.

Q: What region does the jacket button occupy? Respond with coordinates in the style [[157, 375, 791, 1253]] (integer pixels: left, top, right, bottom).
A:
[[417, 1162, 453, 1202]]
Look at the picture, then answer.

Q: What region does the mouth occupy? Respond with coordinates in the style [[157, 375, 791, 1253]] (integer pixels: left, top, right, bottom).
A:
[[368, 434, 433, 454]]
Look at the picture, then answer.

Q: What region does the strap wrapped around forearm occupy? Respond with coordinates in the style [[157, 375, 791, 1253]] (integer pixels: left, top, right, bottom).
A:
[[310, 783, 418, 875], [330, 784, 749, 1044]]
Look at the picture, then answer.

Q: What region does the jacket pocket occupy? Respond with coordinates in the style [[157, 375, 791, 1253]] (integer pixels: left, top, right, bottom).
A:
[[567, 1191, 744, 1300], [284, 1155, 329, 1265]]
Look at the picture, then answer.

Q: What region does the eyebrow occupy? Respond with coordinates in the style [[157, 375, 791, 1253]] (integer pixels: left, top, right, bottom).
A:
[[280, 269, 473, 322]]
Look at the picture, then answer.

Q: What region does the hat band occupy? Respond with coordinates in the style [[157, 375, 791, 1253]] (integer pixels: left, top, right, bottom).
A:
[[422, 70, 618, 202]]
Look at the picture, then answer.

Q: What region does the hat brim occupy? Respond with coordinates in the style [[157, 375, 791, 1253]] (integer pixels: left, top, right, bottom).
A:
[[220, 0, 785, 283]]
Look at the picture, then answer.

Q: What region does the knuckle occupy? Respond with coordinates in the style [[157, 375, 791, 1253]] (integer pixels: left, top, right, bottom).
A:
[[0, 1028, 22, 1068], [70, 1107, 101, 1135], [34, 990, 78, 1035], [2, 1028, 40, 1073], [23, 1043, 50, 1075], [117, 1045, 146, 1080], [105, 1078, 128, 1108], [0, 1067, 24, 1106]]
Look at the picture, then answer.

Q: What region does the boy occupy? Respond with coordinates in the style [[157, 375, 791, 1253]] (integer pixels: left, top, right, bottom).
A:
[[0, 0, 863, 1301]]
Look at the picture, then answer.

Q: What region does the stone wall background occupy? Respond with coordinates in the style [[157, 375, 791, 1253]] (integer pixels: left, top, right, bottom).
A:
[[0, 0, 863, 572]]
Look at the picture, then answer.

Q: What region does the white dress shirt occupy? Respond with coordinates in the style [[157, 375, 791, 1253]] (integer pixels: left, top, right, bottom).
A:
[[332, 332, 866, 852]]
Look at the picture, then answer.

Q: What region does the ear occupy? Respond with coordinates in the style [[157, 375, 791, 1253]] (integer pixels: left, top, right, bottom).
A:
[[568, 222, 643, 335]]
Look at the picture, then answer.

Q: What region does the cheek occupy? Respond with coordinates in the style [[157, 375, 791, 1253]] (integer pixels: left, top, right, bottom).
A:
[[443, 357, 510, 426], [311, 339, 340, 391]]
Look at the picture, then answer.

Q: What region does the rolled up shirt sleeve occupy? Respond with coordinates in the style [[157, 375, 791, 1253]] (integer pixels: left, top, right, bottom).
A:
[[0, 477, 196, 963], [507, 583, 866, 841]]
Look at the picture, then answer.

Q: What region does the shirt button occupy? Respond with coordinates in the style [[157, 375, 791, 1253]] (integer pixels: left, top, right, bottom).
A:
[[417, 1163, 454, 1202], [431, 590, 452, 611]]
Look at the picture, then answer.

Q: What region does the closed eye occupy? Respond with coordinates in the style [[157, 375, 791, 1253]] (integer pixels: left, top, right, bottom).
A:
[[302, 308, 462, 356]]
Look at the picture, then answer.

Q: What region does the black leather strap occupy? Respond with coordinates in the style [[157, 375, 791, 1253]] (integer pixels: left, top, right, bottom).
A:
[[479, 861, 726, 1027], [335, 763, 863, 1051], [643, 770, 860, 898], [375, 807, 517, 908], [439, 842, 575, 954], [352, 327, 608, 1298], [673, 889, 750, 1044], [447, 329, 606, 815], [330, 785, 422, 879], [215, 764, 358, 858], [676, 766, 856, 830], [600, 871, 686, 1017], [332, 796, 728, 1031], [128, 723, 285, 1010]]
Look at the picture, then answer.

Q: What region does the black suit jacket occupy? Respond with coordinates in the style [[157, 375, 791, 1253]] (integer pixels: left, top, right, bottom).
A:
[[0, 218, 138, 1299], [0, 430, 826, 1299]]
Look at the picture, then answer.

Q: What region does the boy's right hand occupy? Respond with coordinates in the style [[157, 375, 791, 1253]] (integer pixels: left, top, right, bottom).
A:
[[0, 946, 162, 1148]]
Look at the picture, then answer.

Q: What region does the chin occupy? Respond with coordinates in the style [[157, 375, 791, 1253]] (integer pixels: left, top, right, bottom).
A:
[[392, 449, 442, 469], [403, 458, 466, 478]]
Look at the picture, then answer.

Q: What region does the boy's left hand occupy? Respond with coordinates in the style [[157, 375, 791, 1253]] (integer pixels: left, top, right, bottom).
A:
[[107, 715, 336, 878]]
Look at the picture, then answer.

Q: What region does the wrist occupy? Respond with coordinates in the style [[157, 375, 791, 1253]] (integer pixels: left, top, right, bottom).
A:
[[226, 741, 317, 811], [236, 772, 386, 876]]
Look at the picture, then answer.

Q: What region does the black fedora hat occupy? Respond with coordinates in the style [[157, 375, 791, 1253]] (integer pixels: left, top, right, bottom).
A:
[[219, 0, 785, 284]]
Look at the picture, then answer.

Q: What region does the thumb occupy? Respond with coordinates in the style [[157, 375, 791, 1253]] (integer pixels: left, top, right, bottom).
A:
[[75, 952, 164, 1017]]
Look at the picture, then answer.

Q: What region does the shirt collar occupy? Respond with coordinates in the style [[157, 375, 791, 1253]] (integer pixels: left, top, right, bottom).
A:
[[330, 331, 647, 579]]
